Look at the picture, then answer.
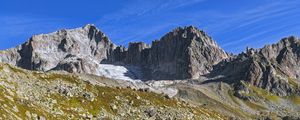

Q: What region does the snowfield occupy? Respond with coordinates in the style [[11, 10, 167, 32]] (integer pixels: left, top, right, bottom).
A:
[[96, 64, 178, 97], [96, 64, 142, 81]]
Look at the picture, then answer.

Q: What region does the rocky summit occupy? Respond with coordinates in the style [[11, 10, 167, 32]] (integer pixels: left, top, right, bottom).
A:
[[0, 24, 115, 75], [1, 24, 300, 119], [210, 36, 300, 96], [107, 26, 229, 80]]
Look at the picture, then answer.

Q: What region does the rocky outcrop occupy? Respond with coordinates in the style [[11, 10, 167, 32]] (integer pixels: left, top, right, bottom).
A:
[[0, 24, 115, 74], [210, 36, 300, 96], [52, 54, 101, 75]]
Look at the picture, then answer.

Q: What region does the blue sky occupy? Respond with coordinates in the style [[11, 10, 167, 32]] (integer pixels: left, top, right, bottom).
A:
[[0, 0, 299, 54]]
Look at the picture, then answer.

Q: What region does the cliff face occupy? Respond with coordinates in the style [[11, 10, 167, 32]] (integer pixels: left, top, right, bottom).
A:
[[147, 26, 228, 79], [108, 26, 228, 80]]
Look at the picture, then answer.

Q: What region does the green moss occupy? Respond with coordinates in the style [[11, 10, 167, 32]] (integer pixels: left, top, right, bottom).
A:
[[33, 72, 81, 84], [49, 85, 189, 117], [228, 90, 241, 106], [287, 77, 299, 88], [8, 65, 27, 74], [244, 101, 266, 110], [251, 86, 279, 102], [286, 95, 300, 104], [0, 65, 3, 71], [242, 82, 280, 102]]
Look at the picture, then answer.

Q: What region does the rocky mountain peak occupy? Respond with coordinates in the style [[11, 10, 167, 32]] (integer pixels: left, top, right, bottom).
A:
[[107, 26, 228, 79], [0, 24, 115, 73], [164, 26, 228, 58], [0, 24, 226, 80], [83, 24, 96, 29], [164, 26, 215, 43], [211, 36, 300, 96], [278, 36, 299, 45]]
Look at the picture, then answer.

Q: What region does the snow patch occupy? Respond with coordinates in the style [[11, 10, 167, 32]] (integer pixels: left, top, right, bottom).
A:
[[96, 64, 142, 81], [147, 80, 179, 97], [95, 64, 179, 97]]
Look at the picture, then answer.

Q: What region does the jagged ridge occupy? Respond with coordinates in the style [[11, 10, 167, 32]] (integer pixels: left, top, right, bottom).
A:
[[108, 26, 228, 80], [210, 36, 300, 96], [0, 25, 228, 80]]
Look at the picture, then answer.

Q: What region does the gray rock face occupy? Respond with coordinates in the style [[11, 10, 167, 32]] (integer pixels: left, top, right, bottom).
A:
[[211, 36, 300, 96], [52, 55, 101, 75], [0, 24, 115, 74], [125, 42, 150, 65], [1, 25, 228, 80], [108, 26, 228, 80], [148, 26, 228, 79]]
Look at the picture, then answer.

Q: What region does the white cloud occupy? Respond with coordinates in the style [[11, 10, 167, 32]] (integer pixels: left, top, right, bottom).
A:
[[0, 16, 63, 37]]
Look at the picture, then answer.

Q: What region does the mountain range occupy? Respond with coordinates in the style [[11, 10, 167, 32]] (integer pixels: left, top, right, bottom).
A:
[[0, 24, 299, 119]]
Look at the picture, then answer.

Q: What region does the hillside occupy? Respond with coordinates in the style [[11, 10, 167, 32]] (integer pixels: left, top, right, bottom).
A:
[[0, 63, 225, 119]]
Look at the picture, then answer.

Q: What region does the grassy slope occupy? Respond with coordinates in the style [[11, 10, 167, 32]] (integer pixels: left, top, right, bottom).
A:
[[0, 63, 226, 119]]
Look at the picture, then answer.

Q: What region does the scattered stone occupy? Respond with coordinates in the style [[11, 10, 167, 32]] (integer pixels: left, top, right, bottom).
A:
[[25, 111, 31, 118], [12, 106, 18, 112], [145, 109, 156, 117], [111, 104, 118, 111], [136, 96, 141, 100]]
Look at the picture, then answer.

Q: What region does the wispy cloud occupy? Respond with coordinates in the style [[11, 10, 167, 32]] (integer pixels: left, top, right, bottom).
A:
[[0, 16, 63, 36], [98, 0, 205, 24], [0, 15, 65, 49], [200, 0, 300, 53], [95, 0, 207, 46], [216, 1, 298, 33], [222, 21, 300, 47]]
